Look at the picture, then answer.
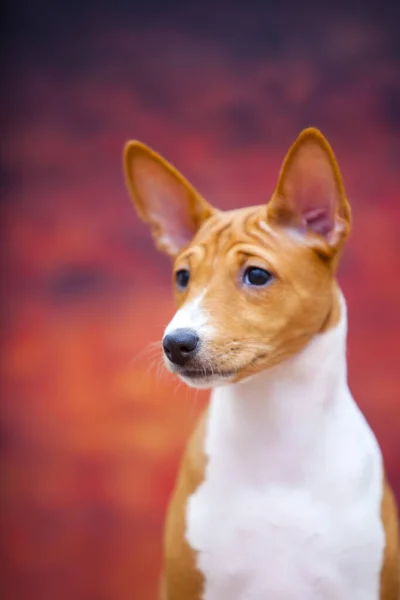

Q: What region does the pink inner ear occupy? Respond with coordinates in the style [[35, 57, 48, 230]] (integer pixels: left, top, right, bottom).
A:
[[134, 157, 198, 254], [157, 191, 197, 248], [298, 176, 335, 237], [303, 207, 333, 237], [281, 145, 339, 239]]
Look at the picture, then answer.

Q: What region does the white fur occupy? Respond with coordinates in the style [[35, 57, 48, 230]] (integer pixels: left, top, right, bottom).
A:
[[185, 294, 385, 600], [164, 291, 212, 337], [164, 292, 232, 389]]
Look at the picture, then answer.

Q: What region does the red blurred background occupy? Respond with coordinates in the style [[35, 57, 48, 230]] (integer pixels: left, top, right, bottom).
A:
[[1, 2, 399, 599]]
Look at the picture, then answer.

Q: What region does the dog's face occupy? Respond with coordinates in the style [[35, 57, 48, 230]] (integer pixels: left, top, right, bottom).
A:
[[124, 129, 351, 388]]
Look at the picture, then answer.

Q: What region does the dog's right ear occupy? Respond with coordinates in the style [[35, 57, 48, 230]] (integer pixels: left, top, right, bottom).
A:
[[123, 142, 215, 257]]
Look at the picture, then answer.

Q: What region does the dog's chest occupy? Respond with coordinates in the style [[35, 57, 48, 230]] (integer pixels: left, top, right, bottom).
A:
[[185, 393, 384, 600]]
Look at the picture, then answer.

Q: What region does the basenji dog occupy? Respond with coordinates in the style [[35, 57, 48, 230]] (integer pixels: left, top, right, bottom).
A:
[[123, 128, 399, 600]]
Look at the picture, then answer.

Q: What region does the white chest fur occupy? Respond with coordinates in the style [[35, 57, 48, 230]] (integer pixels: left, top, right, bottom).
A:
[[185, 301, 385, 600]]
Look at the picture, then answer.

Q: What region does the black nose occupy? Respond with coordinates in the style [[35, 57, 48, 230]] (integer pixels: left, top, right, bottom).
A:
[[163, 329, 199, 366]]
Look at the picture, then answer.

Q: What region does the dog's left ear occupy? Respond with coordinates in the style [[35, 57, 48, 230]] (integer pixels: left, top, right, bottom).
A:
[[124, 141, 215, 256], [267, 128, 351, 258]]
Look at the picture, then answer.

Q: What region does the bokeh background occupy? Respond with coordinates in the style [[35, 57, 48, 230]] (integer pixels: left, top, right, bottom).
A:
[[2, 1, 400, 599]]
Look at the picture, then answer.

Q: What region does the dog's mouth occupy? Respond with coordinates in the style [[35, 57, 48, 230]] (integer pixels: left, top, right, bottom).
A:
[[173, 356, 265, 386], [164, 360, 239, 388], [180, 367, 236, 380], [165, 350, 269, 388], [175, 366, 236, 388]]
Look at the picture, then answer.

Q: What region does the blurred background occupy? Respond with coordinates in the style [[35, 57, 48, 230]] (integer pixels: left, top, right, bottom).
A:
[[1, 1, 399, 598]]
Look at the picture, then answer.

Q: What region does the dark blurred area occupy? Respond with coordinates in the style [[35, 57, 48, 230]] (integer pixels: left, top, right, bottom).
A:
[[1, 1, 399, 599]]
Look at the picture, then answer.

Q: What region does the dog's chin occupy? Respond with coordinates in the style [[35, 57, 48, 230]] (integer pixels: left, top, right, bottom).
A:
[[163, 351, 272, 389], [178, 371, 235, 389], [165, 360, 236, 389]]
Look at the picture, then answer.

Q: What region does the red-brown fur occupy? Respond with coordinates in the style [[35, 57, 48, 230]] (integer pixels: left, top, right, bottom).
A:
[[124, 129, 399, 599]]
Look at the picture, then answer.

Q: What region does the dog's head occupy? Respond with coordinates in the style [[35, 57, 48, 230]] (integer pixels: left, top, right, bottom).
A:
[[124, 129, 351, 388]]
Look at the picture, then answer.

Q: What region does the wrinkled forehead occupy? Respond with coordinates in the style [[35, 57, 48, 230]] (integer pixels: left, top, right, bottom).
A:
[[178, 205, 281, 259], [194, 206, 265, 244], [174, 205, 330, 291], [175, 204, 305, 268]]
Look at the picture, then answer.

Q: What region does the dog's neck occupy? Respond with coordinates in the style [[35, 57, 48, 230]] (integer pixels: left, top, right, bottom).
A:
[[205, 292, 351, 481]]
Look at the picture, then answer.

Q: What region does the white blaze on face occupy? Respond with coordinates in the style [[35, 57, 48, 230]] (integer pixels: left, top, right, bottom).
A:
[[163, 291, 233, 388], [164, 291, 213, 339]]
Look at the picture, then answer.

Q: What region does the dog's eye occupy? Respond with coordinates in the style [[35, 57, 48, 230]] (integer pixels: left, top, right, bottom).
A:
[[175, 269, 190, 289], [243, 267, 272, 287]]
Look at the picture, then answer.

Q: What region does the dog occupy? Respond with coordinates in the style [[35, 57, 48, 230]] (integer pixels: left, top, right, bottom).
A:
[[123, 128, 399, 599]]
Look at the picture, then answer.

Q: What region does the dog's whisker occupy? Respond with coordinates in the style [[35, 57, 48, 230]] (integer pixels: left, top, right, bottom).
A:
[[130, 340, 162, 366]]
